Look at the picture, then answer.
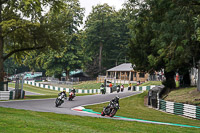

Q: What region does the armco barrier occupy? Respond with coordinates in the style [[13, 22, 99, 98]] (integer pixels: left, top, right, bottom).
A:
[[134, 85, 156, 91], [0, 91, 10, 100], [24, 80, 101, 94], [159, 99, 200, 120]]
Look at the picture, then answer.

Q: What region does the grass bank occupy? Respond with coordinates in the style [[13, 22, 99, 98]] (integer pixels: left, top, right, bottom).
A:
[[9, 83, 59, 95], [0, 107, 199, 133], [85, 92, 200, 127], [138, 81, 162, 86], [39, 80, 133, 89], [165, 87, 200, 106], [8, 83, 93, 100]]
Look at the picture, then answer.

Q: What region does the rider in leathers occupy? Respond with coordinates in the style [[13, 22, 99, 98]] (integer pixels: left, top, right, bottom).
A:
[[107, 96, 120, 109], [58, 90, 67, 103]]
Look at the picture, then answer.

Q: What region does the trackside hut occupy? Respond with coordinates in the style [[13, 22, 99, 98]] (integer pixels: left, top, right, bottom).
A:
[[106, 63, 149, 84]]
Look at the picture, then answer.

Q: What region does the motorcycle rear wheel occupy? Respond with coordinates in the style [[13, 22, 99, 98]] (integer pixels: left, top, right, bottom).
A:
[[101, 111, 105, 116], [69, 95, 74, 101]]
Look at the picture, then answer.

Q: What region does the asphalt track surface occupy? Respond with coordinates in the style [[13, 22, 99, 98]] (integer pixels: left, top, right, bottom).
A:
[[0, 91, 141, 117]]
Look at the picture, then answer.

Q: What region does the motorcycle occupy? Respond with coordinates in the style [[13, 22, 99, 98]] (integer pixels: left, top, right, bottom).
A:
[[101, 101, 120, 117], [68, 91, 75, 101], [121, 86, 124, 92], [117, 86, 120, 93], [55, 93, 66, 107], [100, 87, 106, 94]]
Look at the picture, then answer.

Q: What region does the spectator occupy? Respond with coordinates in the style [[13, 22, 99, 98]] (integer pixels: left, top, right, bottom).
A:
[[128, 83, 131, 91], [109, 83, 113, 93]]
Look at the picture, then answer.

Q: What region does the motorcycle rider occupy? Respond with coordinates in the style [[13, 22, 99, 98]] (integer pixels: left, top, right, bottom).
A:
[[104, 95, 120, 110], [110, 95, 120, 105], [100, 83, 105, 94], [70, 88, 76, 97], [121, 84, 124, 92], [58, 90, 67, 103], [117, 84, 120, 93]]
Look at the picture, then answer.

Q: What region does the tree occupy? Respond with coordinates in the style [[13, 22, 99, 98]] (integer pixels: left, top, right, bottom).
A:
[[84, 4, 130, 77], [24, 33, 84, 80], [0, 0, 71, 83], [127, 0, 200, 89], [84, 4, 115, 75], [23, 0, 84, 80]]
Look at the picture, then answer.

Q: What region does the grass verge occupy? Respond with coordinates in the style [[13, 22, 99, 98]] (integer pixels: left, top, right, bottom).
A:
[[8, 83, 94, 100], [165, 87, 200, 106], [85, 92, 200, 127], [0, 107, 199, 133], [139, 81, 162, 86], [9, 83, 60, 95]]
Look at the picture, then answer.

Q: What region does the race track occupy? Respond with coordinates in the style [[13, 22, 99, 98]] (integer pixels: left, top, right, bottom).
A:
[[0, 91, 141, 117]]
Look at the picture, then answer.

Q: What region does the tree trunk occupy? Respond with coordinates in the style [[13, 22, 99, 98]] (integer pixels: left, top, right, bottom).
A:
[[65, 69, 69, 81], [197, 61, 200, 91], [163, 71, 176, 89], [178, 68, 191, 87], [0, 3, 4, 83], [99, 42, 103, 74]]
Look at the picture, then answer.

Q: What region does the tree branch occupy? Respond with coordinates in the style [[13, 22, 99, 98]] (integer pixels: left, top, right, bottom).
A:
[[3, 46, 45, 61], [1, 0, 9, 4]]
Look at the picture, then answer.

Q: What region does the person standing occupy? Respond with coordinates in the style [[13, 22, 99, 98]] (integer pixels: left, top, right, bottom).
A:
[[109, 83, 113, 93], [128, 83, 131, 91]]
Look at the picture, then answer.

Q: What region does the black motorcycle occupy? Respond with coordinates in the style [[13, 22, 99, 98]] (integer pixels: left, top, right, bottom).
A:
[[55, 93, 66, 107], [101, 101, 120, 117], [100, 87, 106, 94], [117, 86, 120, 93]]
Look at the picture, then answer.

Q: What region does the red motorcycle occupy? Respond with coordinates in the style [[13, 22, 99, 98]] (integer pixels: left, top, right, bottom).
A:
[[68, 91, 75, 101]]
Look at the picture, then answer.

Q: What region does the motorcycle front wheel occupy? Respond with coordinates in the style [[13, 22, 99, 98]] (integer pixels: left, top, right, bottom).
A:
[[109, 109, 117, 117]]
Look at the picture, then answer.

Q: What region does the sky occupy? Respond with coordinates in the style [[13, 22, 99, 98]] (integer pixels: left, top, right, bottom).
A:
[[79, 0, 126, 23]]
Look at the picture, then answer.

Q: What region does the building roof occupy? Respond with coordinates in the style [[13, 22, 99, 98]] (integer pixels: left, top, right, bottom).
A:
[[107, 63, 134, 72]]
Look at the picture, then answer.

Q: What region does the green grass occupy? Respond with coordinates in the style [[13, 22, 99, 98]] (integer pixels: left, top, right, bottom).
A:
[[41, 80, 134, 89], [38, 81, 102, 90], [85, 92, 200, 127], [165, 87, 200, 106], [73, 81, 102, 89], [0, 107, 200, 133], [9, 83, 60, 95], [8, 83, 94, 100], [139, 81, 162, 86]]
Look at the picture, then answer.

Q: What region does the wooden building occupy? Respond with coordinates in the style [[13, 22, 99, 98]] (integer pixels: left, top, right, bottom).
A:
[[106, 63, 149, 84]]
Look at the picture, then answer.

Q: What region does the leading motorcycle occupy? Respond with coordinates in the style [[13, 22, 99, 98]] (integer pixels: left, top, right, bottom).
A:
[[101, 101, 120, 117], [55, 93, 66, 107]]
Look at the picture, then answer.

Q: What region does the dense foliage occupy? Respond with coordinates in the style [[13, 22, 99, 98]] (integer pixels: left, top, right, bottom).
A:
[[128, 0, 200, 89], [83, 4, 129, 76]]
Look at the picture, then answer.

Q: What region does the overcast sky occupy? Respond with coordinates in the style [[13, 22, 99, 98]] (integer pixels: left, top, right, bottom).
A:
[[79, 0, 126, 24]]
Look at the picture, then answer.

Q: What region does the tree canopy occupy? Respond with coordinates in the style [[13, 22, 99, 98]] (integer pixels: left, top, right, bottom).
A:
[[83, 4, 130, 77], [0, 0, 73, 82], [128, 0, 200, 89]]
